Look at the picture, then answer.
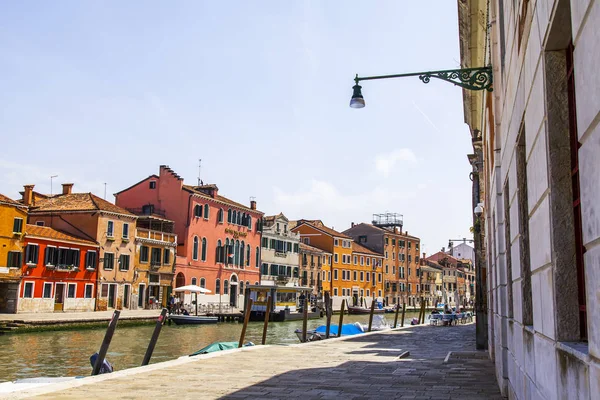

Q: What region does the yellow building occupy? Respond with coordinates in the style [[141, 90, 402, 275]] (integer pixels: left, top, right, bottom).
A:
[[0, 193, 28, 313]]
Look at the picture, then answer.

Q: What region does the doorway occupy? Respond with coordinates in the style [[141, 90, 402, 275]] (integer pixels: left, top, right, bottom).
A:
[[123, 284, 130, 309], [138, 284, 146, 309], [229, 275, 238, 308], [54, 283, 66, 311], [107, 284, 117, 309]]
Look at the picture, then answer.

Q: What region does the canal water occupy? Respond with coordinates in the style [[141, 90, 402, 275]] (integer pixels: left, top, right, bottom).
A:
[[0, 311, 421, 382]]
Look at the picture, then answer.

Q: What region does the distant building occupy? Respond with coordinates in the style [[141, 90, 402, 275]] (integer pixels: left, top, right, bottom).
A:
[[298, 243, 330, 296], [448, 241, 475, 266], [260, 213, 300, 287]]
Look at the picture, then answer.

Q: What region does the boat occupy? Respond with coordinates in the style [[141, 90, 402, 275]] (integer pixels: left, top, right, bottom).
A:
[[0, 377, 84, 394], [189, 341, 254, 356], [168, 314, 219, 325], [347, 305, 386, 314], [246, 284, 322, 322], [295, 315, 391, 342]]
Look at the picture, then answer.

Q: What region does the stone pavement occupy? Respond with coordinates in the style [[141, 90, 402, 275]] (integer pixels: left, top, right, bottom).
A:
[[0, 309, 162, 323], [9, 322, 503, 399]]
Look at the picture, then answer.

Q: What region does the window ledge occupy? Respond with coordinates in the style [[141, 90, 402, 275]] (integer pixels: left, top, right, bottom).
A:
[[106, 237, 115, 241], [557, 341, 590, 363]]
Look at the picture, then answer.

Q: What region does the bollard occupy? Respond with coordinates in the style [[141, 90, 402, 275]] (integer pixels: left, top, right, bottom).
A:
[[92, 310, 120, 376], [337, 299, 345, 337], [368, 295, 376, 332], [401, 303, 406, 327], [393, 300, 401, 328], [238, 299, 253, 348], [324, 292, 332, 339], [302, 291, 309, 342], [261, 296, 272, 345], [141, 308, 168, 366]]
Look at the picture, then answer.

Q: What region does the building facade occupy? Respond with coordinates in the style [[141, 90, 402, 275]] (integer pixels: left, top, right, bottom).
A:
[[459, 0, 600, 397], [115, 165, 263, 308], [260, 213, 300, 287], [0, 194, 28, 313], [298, 243, 330, 296], [23, 184, 138, 311], [19, 225, 99, 313]]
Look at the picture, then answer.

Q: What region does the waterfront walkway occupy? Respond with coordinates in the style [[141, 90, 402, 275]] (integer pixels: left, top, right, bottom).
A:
[[8, 321, 503, 399]]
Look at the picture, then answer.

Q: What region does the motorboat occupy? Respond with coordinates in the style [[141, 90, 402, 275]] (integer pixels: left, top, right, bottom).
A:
[[168, 314, 218, 325], [347, 305, 385, 315], [189, 341, 254, 356], [295, 323, 364, 342], [246, 284, 322, 322]]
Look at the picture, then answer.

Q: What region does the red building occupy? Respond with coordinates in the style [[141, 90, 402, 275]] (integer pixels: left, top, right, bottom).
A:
[[115, 165, 263, 308], [18, 224, 99, 313]]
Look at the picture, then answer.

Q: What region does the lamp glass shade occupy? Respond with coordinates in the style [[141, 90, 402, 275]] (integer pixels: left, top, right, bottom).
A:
[[349, 84, 365, 108]]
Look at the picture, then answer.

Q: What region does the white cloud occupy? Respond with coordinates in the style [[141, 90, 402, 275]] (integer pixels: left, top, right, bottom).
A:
[[374, 148, 417, 177]]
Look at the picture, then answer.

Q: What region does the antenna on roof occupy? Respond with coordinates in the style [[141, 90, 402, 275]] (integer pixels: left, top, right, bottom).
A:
[[250, 196, 256, 202], [197, 159, 202, 186], [104, 183, 107, 199], [50, 175, 58, 196]]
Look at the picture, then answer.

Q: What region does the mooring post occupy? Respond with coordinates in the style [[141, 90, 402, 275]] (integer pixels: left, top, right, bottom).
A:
[[238, 298, 253, 348], [92, 310, 120, 376], [301, 291, 309, 342], [337, 299, 345, 337], [420, 298, 426, 324], [141, 308, 168, 366], [401, 303, 406, 327], [393, 298, 401, 328], [261, 296, 272, 345], [324, 292, 331, 339], [368, 295, 376, 332]]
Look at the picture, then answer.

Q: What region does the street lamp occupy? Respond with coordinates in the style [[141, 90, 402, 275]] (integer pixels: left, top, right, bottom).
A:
[[349, 67, 493, 108]]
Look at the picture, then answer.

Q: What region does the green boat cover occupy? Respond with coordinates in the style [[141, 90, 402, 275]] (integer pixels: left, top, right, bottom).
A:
[[190, 341, 253, 356]]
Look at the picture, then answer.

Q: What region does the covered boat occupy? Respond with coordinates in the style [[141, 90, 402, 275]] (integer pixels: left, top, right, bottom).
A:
[[169, 315, 218, 325], [246, 284, 321, 322], [189, 341, 254, 356], [295, 323, 364, 342]]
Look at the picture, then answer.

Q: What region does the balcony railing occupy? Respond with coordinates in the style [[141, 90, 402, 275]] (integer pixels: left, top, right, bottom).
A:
[[135, 228, 177, 244]]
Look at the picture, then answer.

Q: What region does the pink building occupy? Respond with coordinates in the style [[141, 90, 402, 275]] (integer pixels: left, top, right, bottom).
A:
[[115, 165, 263, 308]]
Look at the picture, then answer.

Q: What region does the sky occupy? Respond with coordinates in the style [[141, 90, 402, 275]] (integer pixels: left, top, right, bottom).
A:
[[0, 1, 475, 254]]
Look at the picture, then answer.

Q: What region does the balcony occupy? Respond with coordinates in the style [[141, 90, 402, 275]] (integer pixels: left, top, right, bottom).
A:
[[150, 262, 161, 271], [135, 228, 177, 245]]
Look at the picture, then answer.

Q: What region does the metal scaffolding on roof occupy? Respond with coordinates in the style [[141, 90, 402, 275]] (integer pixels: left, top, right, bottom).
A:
[[372, 213, 403, 229]]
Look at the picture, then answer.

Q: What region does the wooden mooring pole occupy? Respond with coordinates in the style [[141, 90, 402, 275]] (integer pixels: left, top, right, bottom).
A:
[[238, 299, 253, 348], [393, 298, 400, 328], [324, 292, 332, 339], [337, 299, 345, 337], [141, 308, 168, 366], [261, 296, 272, 345], [302, 291, 309, 342], [92, 310, 120, 376], [400, 303, 406, 327], [367, 295, 376, 332], [419, 298, 426, 324]]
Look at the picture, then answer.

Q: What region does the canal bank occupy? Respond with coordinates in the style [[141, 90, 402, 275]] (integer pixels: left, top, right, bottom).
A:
[[4, 321, 502, 399]]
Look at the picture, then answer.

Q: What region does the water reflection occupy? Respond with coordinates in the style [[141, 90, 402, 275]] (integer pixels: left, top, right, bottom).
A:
[[0, 311, 420, 382]]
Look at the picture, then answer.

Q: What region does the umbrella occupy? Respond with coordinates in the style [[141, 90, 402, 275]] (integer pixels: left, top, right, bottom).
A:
[[173, 285, 212, 315]]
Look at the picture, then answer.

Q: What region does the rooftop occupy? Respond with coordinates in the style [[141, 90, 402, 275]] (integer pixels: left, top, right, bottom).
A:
[[29, 192, 134, 216], [0, 193, 25, 207], [25, 224, 98, 246], [182, 185, 263, 214], [351, 241, 383, 257], [293, 220, 351, 239]]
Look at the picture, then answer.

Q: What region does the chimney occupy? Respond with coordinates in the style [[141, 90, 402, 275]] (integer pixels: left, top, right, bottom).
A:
[[250, 200, 257, 210], [423, 252, 426, 259], [23, 185, 34, 206], [62, 183, 74, 195], [351, 222, 355, 228], [394, 227, 398, 234]]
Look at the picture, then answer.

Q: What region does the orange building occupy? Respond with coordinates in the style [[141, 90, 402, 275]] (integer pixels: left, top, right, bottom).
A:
[[18, 225, 99, 313]]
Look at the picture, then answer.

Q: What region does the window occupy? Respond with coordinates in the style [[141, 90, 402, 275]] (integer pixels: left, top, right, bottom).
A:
[[25, 244, 39, 265], [201, 238, 207, 261], [385, 237, 389, 245], [366, 258, 370, 266], [218, 209, 224, 223], [149, 181, 156, 189], [23, 282, 33, 298], [293, 243, 299, 253], [334, 270, 338, 280], [334, 239, 339, 246], [255, 246, 259, 268], [7, 251, 21, 268], [36, 221, 44, 226], [163, 249, 171, 265], [192, 237, 199, 260], [67, 283, 77, 298], [385, 251, 388, 259], [328, 271, 331, 281], [86, 251, 97, 269], [360, 271, 364, 281], [353, 256, 358, 264], [366, 272, 370, 282], [43, 282, 53, 298], [203, 204, 209, 219], [149, 248, 161, 266], [378, 273, 382, 283], [334, 253, 339, 263], [122, 223, 129, 239], [200, 278, 206, 288], [140, 246, 149, 263], [119, 254, 130, 271], [194, 204, 202, 218], [104, 253, 115, 270], [83, 284, 93, 298], [224, 280, 229, 295], [13, 217, 23, 234], [215, 279, 221, 294], [392, 238, 396, 246], [227, 209, 232, 223], [247, 245, 251, 266], [333, 288, 338, 296], [353, 271, 357, 281], [107, 221, 114, 238], [191, 277, 197, 286], [360, 256, 364, 265], [44, 246, 56, 267]]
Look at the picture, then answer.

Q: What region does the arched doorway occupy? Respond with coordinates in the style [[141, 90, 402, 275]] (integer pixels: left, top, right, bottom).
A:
[[175, 272, 185, 288], [229, 275, 238, 307]]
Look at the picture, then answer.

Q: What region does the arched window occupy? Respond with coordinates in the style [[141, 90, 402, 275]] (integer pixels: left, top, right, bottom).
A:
[[240, 241, 245, 267], [201, 238, 207, 261], [239, 281, 244, 295], [234, 240, 240, 266], [232, 210, 237, 225], [246, 245, 251, 266], [247, 215, 252, 230], [255, 247, 259, 267], [215, 279, 221, 294], [192, 236, 199, 260], [203, 204, 209, 219], [191, 277, 197, 285], [227, 209, 232, 223], [236, 212, 241, 225], [194, 204, 202, 218], [254, 281, 259, 285], [216, 239, 223, 263], [218, 209, 224, 223], [200, 278, 206, 288], [224, 280, 229, 295]]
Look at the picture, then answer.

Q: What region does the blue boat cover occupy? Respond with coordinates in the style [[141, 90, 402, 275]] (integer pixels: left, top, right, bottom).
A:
[[190, 341, 254, 356], [314, 323, 364, 336]]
